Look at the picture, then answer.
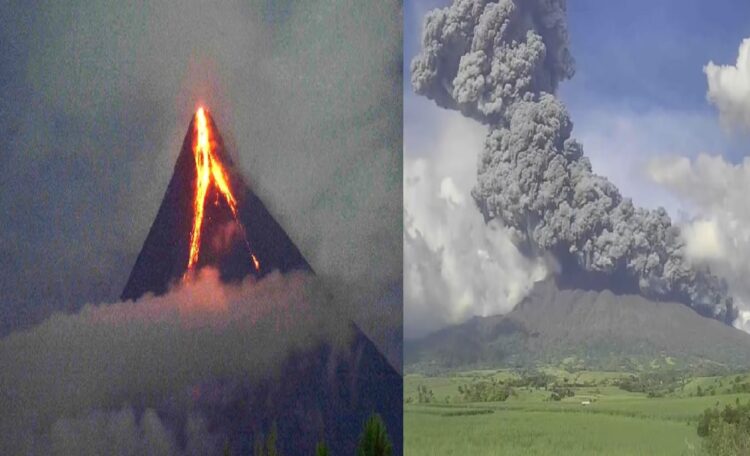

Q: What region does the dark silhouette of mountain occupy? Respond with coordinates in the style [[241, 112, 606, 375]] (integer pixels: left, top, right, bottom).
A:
[[406, 279, 750, 374], [185, 326, 401, 455], [121, 109, 401, 454]]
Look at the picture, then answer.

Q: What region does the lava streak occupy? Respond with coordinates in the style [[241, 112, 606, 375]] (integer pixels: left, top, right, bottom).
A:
[[186, 107, 260, 275]]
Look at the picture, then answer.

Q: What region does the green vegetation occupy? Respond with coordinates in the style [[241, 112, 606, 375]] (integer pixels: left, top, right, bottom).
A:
[[405, 369, 750, 455], [224, 414, 393, 455], [415, 384, 435, 403], [357, 413, 393, 456], [315, 441, 330, 456], [458, 378, 515, 402], [697, 400, 750, 455]]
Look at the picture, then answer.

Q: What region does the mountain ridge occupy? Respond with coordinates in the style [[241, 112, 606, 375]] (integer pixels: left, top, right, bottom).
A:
[[406, 279, 750, 374]]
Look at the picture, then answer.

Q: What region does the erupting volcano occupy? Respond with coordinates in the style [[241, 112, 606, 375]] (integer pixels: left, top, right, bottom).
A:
[[118, 106, 401, 454], [122, 107, 311, 301]]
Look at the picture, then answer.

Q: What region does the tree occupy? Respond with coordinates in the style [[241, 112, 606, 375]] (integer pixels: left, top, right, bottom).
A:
[[357, 413, 393, 456], [253, 435, 264, 456], [458, 378, 513, 403], [315, 441, 329, 456], [253, 422, 280, 456], [266, 423, 278, 456], [416, 385, 434, 404]]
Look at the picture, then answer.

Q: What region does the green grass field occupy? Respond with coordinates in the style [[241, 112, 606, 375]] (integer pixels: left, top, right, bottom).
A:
[[404, 371, 750, 455]]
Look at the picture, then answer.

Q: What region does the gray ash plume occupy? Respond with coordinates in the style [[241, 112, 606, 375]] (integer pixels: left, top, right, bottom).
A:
[[411, 0, 735, 323]]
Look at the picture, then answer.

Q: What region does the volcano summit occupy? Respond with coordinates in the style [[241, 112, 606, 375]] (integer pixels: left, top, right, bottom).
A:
[[121, 107, 311, 302]]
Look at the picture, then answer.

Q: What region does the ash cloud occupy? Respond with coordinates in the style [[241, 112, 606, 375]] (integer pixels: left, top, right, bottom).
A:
[[411, 0, 574, 123], [411, 0, 735, 322], [0, 269, 352, 454], [0, 0, 401, 360]]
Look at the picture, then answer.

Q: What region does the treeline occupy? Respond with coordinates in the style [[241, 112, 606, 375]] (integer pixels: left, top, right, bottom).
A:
[[615, 371, 686, 397], [407, 370, 584, 404], [231, 413, 393, 456], [616, 372, 750, 398], [727, 375, 750, 394], [457, 378, 515, 402]]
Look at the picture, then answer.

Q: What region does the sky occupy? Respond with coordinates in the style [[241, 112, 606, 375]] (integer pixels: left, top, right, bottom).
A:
[[404, 0, 750, 338], [0, 0, 402, 361]]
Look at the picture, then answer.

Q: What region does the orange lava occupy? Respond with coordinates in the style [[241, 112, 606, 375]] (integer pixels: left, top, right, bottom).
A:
[[185, 107, 260, 275]]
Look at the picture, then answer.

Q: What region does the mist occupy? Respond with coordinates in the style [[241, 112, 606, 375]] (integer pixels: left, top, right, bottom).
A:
[[0, 268, 353, 454]]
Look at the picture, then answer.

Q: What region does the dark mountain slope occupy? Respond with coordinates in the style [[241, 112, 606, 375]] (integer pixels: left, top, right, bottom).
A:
[[406, 279, 750, 373]]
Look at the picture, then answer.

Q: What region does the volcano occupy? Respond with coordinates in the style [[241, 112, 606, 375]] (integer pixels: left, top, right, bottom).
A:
[[120, 108, 402, 454], [405, 279, 750, 374], [121, 108, 311, 301]]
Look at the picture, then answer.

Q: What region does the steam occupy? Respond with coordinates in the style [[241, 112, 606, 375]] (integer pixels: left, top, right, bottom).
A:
[[0, 269, 351, 454], [411, 0, 734, 322]]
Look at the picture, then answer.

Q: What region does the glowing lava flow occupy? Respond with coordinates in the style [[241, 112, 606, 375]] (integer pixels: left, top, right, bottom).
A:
[[186, 107, 260, 275]]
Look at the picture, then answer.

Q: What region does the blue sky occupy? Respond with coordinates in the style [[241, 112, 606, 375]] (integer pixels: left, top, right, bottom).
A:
[[405, 0, 750, 110], [563, 0, 750, 112], [405, 0, 750, 210]]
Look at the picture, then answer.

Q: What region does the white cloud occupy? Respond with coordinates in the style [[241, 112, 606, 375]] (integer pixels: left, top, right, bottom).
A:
[[736, 310, 750, 333], [681, 218, 725, 261], [705, 37, 750, 130], [404, 109, 547, 338], [567, 104, 730, 216], [647, 154, 750, 329]]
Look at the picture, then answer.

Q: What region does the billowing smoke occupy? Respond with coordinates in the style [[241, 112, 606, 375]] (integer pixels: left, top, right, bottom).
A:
[[0, 269, 351, 454], [411, 0, 574, 122], [411, 0, 735, 322]]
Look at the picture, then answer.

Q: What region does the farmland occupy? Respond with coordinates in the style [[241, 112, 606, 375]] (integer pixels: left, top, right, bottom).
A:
[[404, 369, 750, 455]]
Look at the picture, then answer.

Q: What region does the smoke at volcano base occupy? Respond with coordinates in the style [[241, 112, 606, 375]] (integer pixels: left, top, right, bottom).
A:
[[0, 269, 352, 454], [410, 0, 735, 322]]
